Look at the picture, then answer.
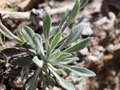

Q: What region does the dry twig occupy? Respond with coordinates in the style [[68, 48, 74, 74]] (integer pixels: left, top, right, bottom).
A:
[[0, 3, 74, 21]]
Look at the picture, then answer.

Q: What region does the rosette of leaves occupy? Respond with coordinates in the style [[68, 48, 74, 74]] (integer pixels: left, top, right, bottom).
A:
[[7, 0, 96, 90]]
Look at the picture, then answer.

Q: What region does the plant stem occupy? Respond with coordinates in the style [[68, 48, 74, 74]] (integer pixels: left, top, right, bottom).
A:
[[61, 22, 69, 32], [0, 21, 23, 43]]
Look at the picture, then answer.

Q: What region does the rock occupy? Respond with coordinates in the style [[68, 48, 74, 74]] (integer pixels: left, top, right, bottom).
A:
[[94, 46, 105, 52], [87, 55, 98, 61], [75, 77, 89, 90], [79, 47, 89, 55], [0, 83, 6, 90], [107, 44, 120, 52], [53, 86, 62, 90], [93, 17, 108, 26], [80, 22, 93, 36], [102, 12, 116, 30]]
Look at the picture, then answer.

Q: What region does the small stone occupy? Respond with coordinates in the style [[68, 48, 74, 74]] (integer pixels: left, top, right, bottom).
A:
[[107, 44, 114, 52], [87, 55, 99, 61], [53, 86, 62, 90], [94, 46, 105, 52], [80, 22, 93, 36], [0, 84, 6, 90], [79, 47, 89, 55], [93, 17, 107, 26]]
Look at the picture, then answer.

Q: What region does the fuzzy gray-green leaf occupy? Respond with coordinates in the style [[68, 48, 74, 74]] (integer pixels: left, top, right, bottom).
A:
[[0, 35, 4, 47], [32, 34, 44, 57], [43, 12, 51, 40], [64, 37, 92, 53], [59, 9, 69, 29], [32, 56, 44, 68], [50, 27, 60, 36], [54, 57, 79, 64], [48, 64, 75, 90], [48, 50, 61, 61], [62, 65, 96, 77], [67, 0, 80, 23], [59, 24, 83, 50], [24, 68, 41, 90], [54, 69, 66, 75], [46, 75, 55, 88], [51, 32, 61, 51], [80, 0, 88, 9], [57, 52, 72, 59], [12, 57, 32, 67], [21, 26, 35, 42]]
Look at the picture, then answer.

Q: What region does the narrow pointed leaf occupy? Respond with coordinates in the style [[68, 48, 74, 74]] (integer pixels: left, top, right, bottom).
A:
[[64, 37, 92, 53], [67, 0, 80, 23], [46, 40, 51, 58], [58, 52, 72, 59], [33, 34, 44, 56], [62, 65, 96, 77], [50, 27, 60, 36], [48, 64, 75, 90], [43, 12, 51, 40], [0, 35, 4, 47], [51, 32, 61, 51], [22, 42, 36, 54], [45, 75, 55, 88], [59, 57, 79, 64], [48, 50, 61, 61], [59, 9, 69, 29], [32, 56, 44, 68], [57, 36, 67, 47], [59, 24, 83, 49], [12, 57, 32, 66], [21, 26, 35, 42], [24, 68, 41, 90], [80, 0, 88, 9], [54, 57, 79, 64], [18, 29, 26, 43], [54, 69, 66, 75], [0, 29, 13, 40], [51, 66, 66, 75]]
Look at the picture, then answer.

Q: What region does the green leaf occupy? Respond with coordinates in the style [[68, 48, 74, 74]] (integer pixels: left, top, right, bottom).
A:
[[0, 35, 4, 47], [46, 40, 51, 58], [32, 34, 45, 57], [48, 50, 61, 61], [64, 37, 93, 53], [62, 65, 96, 77], [48, 64, 75, 90], [59, 9, 69, 29], [54, 69, 66, 75], [32, 56, 44, 68], [51, 32, 61, 52], [58, 57, 79, 64], [59, 24, 83, 50], [18, 29, 26, 43], [24, 68, 41, 90], [12, 57, 32, 67], [21, 42, 36, 54], [80, 0, 88, 9], [21, 26, 35, 42], [50, 27, 60, 36], [58, 52, 72, 59], [53, 57, 79, 64], [0, 29, 13, 40], [43, 12, 51, 40], [57, 36, 67, 47], [67, 0, 80, 23], [45, 75, 55, 88]]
